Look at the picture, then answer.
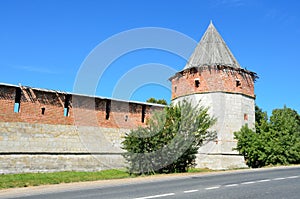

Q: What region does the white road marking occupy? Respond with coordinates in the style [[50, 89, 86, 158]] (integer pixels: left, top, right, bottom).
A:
[[287, 176, 299, 179], [134, 175, 299, 199], [225, 184, 238, 187], [257, 179, 271, 182], [273, 177, 286, 181], [205, 186, 220, 190], [134, 193, 175, 199], [183, 189, 199, 193], [241, 181, 256, 185]]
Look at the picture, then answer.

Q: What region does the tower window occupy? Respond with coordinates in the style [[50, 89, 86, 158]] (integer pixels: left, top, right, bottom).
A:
[[174, 86, 177, 93], [194, 78, 200, 87], [236, 79, 241, 87], [244, 113, 248, 121], [41, 107, 45, 115]]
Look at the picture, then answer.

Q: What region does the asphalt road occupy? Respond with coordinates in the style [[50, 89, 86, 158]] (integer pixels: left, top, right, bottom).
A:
[[1, 166, 299, 199]]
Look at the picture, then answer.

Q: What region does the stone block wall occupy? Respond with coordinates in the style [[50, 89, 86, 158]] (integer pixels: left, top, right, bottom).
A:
[[0, 122, 129, 174], [0, 83, 164, 174]]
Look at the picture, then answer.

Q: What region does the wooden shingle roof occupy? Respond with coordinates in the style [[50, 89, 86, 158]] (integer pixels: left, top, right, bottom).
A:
[[184, 21, 241, 70]]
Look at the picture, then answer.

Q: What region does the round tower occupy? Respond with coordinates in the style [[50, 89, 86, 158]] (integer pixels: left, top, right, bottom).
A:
[[170, 22, 258, 169]]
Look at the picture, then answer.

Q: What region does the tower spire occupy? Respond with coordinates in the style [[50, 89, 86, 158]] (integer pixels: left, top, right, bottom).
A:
[[184, 22, 241, 69]]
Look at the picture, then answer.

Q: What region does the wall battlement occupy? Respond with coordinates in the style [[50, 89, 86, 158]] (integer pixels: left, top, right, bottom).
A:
[[0, 83, 164, 128]]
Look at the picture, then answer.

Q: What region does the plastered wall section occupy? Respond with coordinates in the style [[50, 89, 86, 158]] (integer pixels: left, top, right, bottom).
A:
[[173, 92, 254, 170], [0, 122, 130, 174], [175, 93, 255, 154]]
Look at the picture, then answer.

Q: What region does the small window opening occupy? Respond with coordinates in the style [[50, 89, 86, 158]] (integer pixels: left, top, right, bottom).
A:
[[64, 95, 70, 117], [41, 107, 45, 115], [14, 88, 21, 113], [236, 79, 241, 87], [141, 105, 146, 123], [194, 78, 200, 87], [106, 100, 111, 120], [14, 103, 20, 113], [63, 108, 69, 117], [244, 113, 248, 121], [125, 115, 128, 122], [174, 86, 177, 93]]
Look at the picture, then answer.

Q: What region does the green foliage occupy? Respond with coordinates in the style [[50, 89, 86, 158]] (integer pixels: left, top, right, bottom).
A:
[[255, 105, 269, 133], [146, 97, 168, 105], [122, 100, 216, 175], [234, 105, 300, 168]]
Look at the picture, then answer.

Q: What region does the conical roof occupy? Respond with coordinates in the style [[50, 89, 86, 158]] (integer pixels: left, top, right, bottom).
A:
[[184, 22, 241, 70]]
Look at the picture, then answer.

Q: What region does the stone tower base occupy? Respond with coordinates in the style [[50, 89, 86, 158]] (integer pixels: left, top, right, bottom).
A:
[[196, 153, 247, 170]]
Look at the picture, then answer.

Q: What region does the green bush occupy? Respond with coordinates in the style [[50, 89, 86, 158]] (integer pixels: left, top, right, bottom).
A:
[[146, 97, 168, 105], [234, 105, 300, 168], [122, 100, 216, 175]]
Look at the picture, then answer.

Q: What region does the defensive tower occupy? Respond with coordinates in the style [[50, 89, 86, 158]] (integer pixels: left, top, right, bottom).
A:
[[169, 22, 258, 169]]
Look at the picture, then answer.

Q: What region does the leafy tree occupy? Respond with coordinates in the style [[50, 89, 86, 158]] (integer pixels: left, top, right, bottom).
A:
[[234, 105, 300, 168], [122, 100, 216, 175], [146, 97, 168, 105], [255, 105, 269, 133], [270, 106, 300, 134], [234, 125, 265, 168], [267, 106, 300, 165]]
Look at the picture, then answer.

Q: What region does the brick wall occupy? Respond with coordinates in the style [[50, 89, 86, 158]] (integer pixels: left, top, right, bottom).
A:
[[170, 66, 256, 100], [0, 85, 16, 122], [0, 84, 164, 129], [0, 84, 165, 173]]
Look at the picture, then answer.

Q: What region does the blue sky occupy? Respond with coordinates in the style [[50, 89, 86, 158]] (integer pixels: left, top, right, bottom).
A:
[[0, 0, 299, 115]]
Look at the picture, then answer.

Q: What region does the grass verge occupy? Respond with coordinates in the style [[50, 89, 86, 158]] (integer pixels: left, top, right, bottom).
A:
[[0, 168, 214, 190], [0, 169, 130, 189]]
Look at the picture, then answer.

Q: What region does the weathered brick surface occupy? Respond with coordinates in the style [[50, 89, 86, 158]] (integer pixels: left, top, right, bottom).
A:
[[0, 84, 164, 128], [171, 66, 255, 100]]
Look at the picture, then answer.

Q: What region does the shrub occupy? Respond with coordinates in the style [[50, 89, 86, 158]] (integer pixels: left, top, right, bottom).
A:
[[234, 105, 300, 168], [122, 100, 216, 175]]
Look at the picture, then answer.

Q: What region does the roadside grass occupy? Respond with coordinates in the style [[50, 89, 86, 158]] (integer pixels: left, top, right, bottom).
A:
[[0, 168, 214, 190], [0, 169, 130, 189], [187, 168, 212, 173]]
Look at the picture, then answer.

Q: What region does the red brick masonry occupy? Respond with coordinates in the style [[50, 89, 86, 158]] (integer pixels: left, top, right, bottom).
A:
[[170, 65, 257, 100], [0, 83, 164, 129]]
